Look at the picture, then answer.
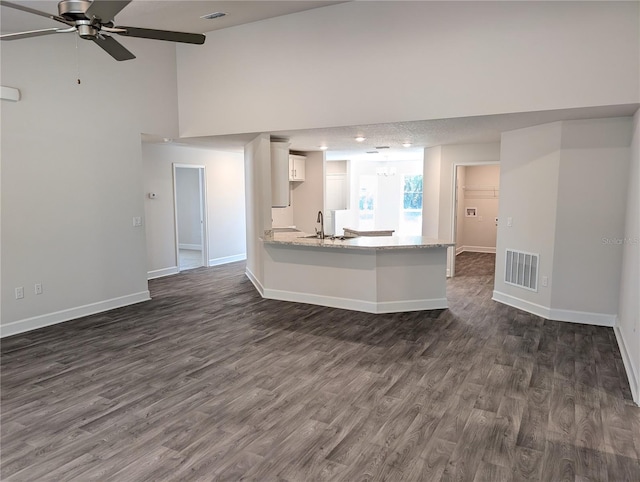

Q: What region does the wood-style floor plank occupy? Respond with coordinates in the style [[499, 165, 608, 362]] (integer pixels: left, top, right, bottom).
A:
[[2, 252, 639, 481]]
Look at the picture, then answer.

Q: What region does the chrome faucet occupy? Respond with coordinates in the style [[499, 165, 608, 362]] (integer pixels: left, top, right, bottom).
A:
[[316, 210, 325, 239]]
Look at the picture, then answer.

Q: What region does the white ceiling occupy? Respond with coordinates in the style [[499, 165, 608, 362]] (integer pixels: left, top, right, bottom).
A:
[[0, 1, 344, 34]]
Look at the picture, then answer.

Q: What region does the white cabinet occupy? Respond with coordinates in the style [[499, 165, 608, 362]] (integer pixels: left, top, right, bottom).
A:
[[271, 142, 290, 208], [289, 155, 306, 181]]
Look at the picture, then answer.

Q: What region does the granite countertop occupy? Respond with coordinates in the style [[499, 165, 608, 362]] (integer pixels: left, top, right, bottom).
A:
[[262, 231, 455, 250]]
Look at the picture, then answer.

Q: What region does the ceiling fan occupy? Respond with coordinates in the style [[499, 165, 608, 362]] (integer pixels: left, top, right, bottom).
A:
[[0, 0, 205, 61]]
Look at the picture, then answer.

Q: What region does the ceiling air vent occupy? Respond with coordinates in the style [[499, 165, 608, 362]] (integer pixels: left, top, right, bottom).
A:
[[375, 146, 390, 149], [201, 12, 227, 20]]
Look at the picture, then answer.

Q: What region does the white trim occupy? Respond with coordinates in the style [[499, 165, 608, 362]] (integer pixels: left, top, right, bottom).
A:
[[179, 243, 202, 251], [209, 254, 247, 267], [614, 324, 639, 405], [245, 268, 264, 295], [0, 291, 151, 338], [547, 307, 616, 327], [173, 163, 208, 272], [147, 266, 179, 280], [456, 245, 496, 254], [263, 288, 448, 314], [492, 290, 616, 326]]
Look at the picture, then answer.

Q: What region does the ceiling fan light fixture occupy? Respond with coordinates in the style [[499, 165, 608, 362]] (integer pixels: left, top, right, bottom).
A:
[[201, 12, 226, 20]]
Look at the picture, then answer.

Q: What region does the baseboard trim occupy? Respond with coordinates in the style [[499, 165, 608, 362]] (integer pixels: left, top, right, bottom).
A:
[[178, 244, 202, 250], [614, 324, 639, 405], [548, 307, 616, 327], [147, 266, 179, 280], [245, 268, 264, 296], [492, 290, 616, 326], [209, 254, 247, 267], [457, 246, 496, 254], [263, 288, 448, 314], [0, 291, 151, 338]]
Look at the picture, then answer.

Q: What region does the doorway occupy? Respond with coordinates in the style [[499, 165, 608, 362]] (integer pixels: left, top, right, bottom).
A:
[[451, 163, 500, 277], [173, 164, 207, 271]]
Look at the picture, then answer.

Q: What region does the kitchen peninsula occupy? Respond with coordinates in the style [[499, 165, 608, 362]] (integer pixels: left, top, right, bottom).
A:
[[260, 231, 454, 314]]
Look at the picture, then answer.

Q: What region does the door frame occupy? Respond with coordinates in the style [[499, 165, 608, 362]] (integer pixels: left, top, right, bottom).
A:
[[449, 161, 500, 277], [173, 163, 208, 271]]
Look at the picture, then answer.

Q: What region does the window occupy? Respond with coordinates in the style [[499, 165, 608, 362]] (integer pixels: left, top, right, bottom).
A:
[[400, 174, 423, 235], [403, 175, 423, 210], [358, 175, 377, 229]]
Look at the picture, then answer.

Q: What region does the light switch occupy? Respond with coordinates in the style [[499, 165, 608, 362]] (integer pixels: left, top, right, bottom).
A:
[[507, 217, 513, 227], [133, 216, 142, 227]]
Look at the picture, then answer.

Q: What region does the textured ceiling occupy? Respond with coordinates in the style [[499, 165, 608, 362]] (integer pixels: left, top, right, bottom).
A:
[[0, 1, 344, 34]]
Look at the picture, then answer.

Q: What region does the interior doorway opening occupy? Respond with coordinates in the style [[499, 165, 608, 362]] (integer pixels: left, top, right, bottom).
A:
[[451, 163, 500, 277], [173, 164, 207, 271]]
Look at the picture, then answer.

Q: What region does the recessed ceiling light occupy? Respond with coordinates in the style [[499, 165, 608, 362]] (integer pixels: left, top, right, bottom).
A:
[[201, 12, 227, 20], [163, 138, 172, 143], [319, 146, 328, 150], [355, 136, 366, 142], [402, 142, 412, 148]]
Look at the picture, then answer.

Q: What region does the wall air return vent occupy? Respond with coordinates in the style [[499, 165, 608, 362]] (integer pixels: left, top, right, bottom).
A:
[[504, 249, 539, 291]]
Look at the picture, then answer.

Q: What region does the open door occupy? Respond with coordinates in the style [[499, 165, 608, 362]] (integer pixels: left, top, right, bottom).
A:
[[173, 164, 208, 271]]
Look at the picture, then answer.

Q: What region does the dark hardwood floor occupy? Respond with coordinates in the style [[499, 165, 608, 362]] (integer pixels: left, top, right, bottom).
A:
[[2, 253, 639, 481]]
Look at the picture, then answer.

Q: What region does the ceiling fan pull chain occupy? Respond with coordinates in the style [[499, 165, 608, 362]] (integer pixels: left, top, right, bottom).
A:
[[75, 34, 81, 84]]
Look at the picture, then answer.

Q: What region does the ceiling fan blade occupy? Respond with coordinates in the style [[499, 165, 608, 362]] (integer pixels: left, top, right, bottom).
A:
[[114, 26, 205, 45], [0, 0, 74, 26], [0, 27, 74, 41], [85, 0, 131, 23], [92, 35, 136, 61]]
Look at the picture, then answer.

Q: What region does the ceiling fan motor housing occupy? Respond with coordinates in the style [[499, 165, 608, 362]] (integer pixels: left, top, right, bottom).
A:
[[58, 0, 92, 21], [76, 21, 97, 39]]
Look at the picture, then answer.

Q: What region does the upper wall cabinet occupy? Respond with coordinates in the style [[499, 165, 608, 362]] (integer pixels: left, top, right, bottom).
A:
[[289, 155, 306, 181]]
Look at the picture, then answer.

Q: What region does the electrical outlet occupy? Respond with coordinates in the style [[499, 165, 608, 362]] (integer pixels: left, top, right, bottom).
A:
[[542, 276, 548, 287], [35, 283, 43, 295], [15, 287, 24, 300]]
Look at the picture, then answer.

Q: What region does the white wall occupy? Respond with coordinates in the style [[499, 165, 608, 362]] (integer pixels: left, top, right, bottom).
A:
[[422, 143, 501, 275], [177, 1, 639, 137], [551, 118, 631, 317], [292, 152, 324, 234], [175, 168, 202, 248], [271, 192, 294, 228], [460, 165, 500, 252], [616, 109, 640, 404], [244, 134, 272, 291], [1, 34, 179, 335], [142, 143, 246, 278], [423, 146, 442, 239], [494, 118, 633, 325], [495, 122, 563, 310]]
